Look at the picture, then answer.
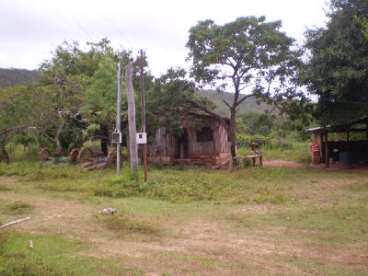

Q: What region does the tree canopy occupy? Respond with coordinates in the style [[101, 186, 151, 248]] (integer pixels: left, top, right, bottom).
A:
[[0, 38, 211, 161], [304, 0, 368, 124]]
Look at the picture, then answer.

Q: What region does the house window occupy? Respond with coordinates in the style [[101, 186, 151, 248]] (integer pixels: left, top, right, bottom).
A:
[[196, 127, 213, 142]]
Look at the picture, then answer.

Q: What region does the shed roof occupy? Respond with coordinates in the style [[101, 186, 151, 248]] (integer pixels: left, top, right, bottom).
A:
[[306, 116, 368, 134]]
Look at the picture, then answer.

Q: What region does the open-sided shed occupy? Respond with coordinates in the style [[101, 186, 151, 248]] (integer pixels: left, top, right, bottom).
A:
[[307, 116, 368, 168]]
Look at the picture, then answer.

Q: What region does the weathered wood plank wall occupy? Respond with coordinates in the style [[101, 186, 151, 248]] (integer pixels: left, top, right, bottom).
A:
[[149, 115, 231, 165]]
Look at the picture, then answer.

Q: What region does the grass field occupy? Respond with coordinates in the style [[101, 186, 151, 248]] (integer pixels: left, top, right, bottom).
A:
[[0, 161, 367, 275]]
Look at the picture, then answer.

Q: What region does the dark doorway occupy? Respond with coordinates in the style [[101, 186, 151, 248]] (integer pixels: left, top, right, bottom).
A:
[[175, 128, 189, 159]]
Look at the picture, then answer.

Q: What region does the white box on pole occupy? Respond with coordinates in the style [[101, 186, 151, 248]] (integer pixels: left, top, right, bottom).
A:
[[136, 132, 147, 144], [112, 131, 122, 144]]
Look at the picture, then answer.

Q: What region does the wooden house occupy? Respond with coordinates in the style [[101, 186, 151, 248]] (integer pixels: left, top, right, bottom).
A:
[[149, 113, 231, 167]]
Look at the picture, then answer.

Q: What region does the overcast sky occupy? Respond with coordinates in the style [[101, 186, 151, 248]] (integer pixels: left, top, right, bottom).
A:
[[0, 0, 328, 77]]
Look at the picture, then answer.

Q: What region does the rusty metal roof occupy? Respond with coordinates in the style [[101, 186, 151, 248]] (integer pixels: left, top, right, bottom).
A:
[[306, 116, 368, 134]]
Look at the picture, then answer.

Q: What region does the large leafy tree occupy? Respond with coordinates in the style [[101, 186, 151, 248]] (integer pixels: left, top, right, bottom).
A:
[[83, 55, 126, 155], [39, 38, 122, 154], [39, 41, 97, 153], [0, 84, 54, 162], [304, 0, 368, 124], [187, 16, 301, 158], [1, 38, 152, 161]]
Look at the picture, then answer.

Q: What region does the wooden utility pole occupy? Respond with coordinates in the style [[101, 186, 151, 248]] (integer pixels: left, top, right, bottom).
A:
[[116, 62, 122, 174], [139, 50, 148, 182], [125, 63, 138, 176]]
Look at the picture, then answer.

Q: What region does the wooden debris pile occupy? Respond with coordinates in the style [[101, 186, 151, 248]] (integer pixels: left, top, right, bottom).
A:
[[37, 146, 120, 171]]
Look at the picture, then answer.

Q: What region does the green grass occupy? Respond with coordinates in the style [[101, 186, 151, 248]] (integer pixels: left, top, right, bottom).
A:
[[0, 185, 12, 192], [3, 160, 367, 248], [0, 161, 87, 179], [0, 161, 298, 204], [277, 255, 367, 276], [5, 143, 39, 162], [1, 161, 366, 207], [0, 232, 125, 276], [263, 141, 311, 163], [154, 251, 262, 275], [346, 181, 368, 192], [227, 205, 368, 245], [98, 213, 163, 240], [238, 140, 310, 163], [2, 201, 33, 215], [1, 159, 368, 275]]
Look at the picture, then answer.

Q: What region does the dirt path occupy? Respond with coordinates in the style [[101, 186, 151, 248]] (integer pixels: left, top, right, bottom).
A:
[[0, 178, 367, 275]]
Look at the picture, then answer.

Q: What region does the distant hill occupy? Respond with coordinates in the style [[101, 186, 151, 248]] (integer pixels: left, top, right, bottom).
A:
[[196, 90, 274, 117], [0, 68, 40, 88]]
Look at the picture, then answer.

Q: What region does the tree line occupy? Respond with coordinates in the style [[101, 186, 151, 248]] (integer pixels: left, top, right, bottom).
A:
[[0, 68, 39, 88]]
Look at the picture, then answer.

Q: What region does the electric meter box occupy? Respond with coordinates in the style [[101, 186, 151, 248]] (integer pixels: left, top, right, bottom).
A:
[[136, 132, 147, 144], [111, 131, 122, 144]]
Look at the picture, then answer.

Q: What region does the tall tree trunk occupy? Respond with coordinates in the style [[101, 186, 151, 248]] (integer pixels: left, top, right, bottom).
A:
[[230, 77, 240, 161], [229, 107, 237, 159]]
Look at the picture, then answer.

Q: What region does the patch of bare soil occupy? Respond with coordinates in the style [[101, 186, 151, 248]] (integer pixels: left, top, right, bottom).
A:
[[0, 187, 367, 275], [263, 160, 304, 169], [0, 176, 18, 191], [169, 221, 368, 274]]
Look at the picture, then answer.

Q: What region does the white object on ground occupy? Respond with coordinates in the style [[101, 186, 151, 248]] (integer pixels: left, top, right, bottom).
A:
[[100, 208, 117, 215]]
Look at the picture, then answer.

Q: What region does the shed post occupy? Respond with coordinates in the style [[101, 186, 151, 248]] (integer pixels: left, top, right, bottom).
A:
[[324, 132, 330, 168], [317, 133, 323, 162]]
